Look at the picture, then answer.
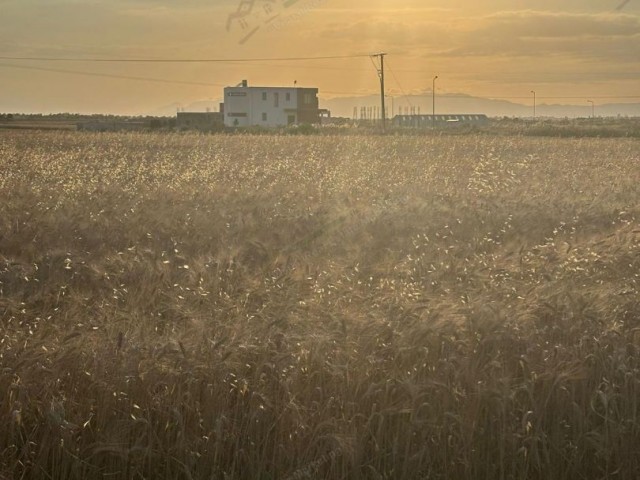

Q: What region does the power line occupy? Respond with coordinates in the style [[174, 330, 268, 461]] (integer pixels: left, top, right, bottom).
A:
[[0, 63, 223, 87], [386, 59, 414, 109], [0, 54, 371, 63], [0, 62, 374, 96], [2, 54, 637, 79], [1, 61, 638, 102]]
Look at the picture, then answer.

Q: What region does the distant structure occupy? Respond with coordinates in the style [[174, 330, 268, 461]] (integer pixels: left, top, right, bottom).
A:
[[223, 80, 320, 127], [176, 111, 223, 131], [394, 114, 489, 128], [79, 120, 148, 132]]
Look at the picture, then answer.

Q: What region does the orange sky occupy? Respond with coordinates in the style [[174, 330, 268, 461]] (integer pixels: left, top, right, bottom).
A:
[[0, 0, 638, 114]]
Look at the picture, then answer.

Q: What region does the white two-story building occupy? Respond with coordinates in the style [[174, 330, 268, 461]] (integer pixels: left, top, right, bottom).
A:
[[223, 80, 320, 128]]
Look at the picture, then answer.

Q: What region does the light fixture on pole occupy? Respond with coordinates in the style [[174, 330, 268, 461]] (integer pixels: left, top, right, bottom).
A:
[[531, 90, 536, 119], [432, 75, 438, 125], [587, 100, 594, 119]]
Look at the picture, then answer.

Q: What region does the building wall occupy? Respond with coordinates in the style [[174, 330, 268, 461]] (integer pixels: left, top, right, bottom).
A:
[[224, 86, 319, 127], [297, 89, 320, 124]]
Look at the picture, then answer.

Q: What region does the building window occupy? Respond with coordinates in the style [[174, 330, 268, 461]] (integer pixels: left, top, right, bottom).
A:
[[303, 93, 314, 105], [262, 92, 267, 101], [286, 92, 291, 102], [262, 112, 267, 121], [274, 92, 279, 108]]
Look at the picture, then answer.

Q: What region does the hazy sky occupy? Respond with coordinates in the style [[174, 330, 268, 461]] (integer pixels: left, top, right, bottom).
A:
[[0, 0, 638, 114]]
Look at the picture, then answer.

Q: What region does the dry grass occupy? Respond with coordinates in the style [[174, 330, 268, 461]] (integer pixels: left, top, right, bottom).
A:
[[1, 131, 639, 479]]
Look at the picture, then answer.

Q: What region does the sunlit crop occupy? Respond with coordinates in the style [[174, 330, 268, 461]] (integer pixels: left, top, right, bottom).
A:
[[1, 130, 639, 479]]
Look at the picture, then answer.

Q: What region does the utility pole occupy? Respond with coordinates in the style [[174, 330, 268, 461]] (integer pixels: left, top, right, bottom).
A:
[[372, 53, 387, 132], [531, 90, 536, 119], [588, 100, 594, 119], [432, 75, 438, 126]]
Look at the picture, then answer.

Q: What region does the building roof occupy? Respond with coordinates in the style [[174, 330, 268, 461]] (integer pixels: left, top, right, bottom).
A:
[[225, 85, 318, 92]]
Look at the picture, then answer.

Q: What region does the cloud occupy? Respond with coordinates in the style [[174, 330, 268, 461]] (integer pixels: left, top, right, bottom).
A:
[[320, 19, 454, 50], [445, 11, 640, 60], [481, 10, 640, 37], [315, 10, 640, 62]]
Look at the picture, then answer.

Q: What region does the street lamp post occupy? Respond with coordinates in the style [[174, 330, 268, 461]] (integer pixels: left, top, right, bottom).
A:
[[432, 75, 438, 126], [531, 90, 536, 119], [587, 100, 594, 119]]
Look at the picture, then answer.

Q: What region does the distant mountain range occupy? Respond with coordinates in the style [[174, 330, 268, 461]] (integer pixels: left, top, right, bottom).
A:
[[150, 95, 640, 119]]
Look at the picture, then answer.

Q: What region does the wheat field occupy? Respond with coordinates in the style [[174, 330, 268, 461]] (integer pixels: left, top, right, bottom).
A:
[[1, 130, 639, 479]]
